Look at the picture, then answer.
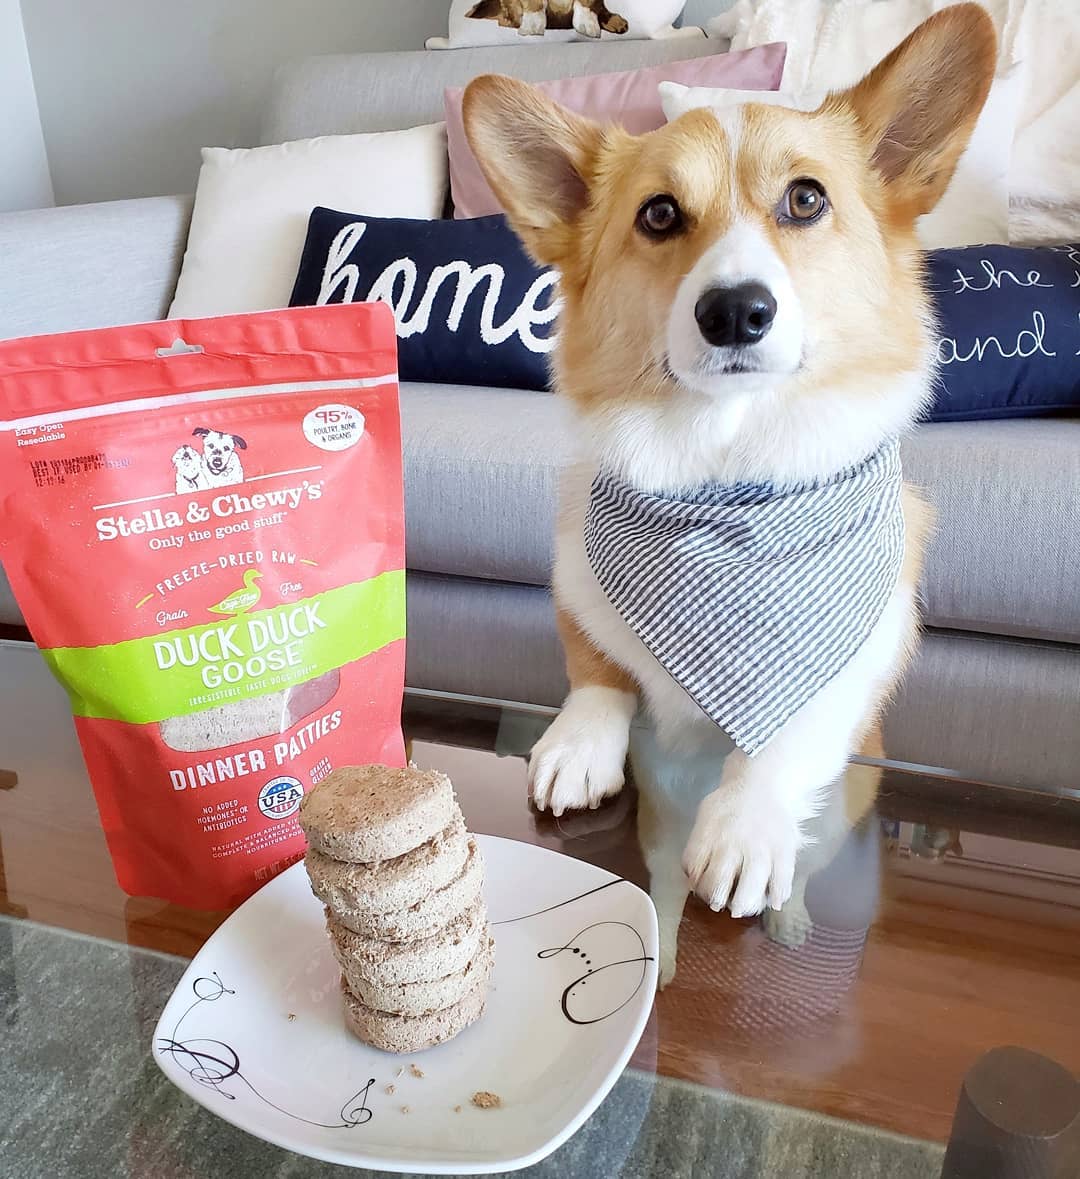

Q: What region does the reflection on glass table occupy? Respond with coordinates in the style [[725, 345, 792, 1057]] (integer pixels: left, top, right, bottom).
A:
[[2, 642, 1079, 1177]]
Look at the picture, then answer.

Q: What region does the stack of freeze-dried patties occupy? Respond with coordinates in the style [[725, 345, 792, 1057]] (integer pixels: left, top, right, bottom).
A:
[[299, 765, 493, 1053]]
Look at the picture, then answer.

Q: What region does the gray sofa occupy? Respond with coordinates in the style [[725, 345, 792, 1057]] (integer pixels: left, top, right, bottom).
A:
[[2, 38, 1078, 792]]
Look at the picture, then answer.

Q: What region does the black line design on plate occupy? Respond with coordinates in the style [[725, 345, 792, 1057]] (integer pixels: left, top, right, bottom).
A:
[[493, 877, 655, 1025], [539, 921, 653, 1025], [491, 878, 625, 925], [157, 972, 375, 1128]]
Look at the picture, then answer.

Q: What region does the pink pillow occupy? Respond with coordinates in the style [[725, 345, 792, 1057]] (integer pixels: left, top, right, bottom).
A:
[[445, 43, 787, 219]]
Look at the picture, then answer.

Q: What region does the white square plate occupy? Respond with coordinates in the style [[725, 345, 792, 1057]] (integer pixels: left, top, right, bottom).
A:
[[154, 834, 658, 1173]]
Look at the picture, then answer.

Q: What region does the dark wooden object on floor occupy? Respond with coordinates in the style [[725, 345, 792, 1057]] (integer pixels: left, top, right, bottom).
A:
[[941, 1046, 1080, 1178]]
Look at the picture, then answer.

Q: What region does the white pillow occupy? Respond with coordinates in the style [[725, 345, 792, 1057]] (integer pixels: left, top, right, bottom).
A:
[[426, 0, 702, 49], [706, 0, 1080, 244], [994, 0, 1080, 243], [168, 124, 449, 319], [660, 72, 1022, 249], [706, 0, 1012, 92]]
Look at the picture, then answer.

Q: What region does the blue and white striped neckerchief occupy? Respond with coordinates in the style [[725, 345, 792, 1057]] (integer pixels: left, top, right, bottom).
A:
[[584, 439, 905, 756]]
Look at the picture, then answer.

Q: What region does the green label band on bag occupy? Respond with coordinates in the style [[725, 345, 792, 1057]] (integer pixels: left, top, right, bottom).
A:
[[43, 571, 406, 725]]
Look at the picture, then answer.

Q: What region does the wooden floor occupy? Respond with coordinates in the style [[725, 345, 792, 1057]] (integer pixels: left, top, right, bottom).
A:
[[633, 867, 1080, 1142]]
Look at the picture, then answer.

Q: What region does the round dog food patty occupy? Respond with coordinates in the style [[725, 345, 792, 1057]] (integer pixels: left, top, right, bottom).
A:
[[305, 816, 469, 916], [342, 934, 494, 1018], [299, 764, 459, 862], [342, 968, 489, 1053], [328, 897, 486, 987], [327, 838, 484, 940]]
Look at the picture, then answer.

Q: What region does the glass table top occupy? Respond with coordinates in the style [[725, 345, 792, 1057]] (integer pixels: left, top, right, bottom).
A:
[[2, 638, 1079, 1177]]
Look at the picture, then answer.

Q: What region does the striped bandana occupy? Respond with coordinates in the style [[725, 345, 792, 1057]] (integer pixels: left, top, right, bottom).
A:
[[584, 440, 905, 756]]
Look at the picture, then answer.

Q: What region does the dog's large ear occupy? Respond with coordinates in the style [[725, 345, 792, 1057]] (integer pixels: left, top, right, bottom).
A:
[[462, 75, 603, 266], [230, 434, 248, 450], [192, 427, 209, 439], [835, 3, 996, 221]]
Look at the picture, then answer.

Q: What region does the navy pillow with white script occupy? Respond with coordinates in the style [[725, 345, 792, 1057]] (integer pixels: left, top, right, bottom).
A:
[[292, 215, 1080, 419], [290, 209, 558, 391], [924, 243, 1080, 421]]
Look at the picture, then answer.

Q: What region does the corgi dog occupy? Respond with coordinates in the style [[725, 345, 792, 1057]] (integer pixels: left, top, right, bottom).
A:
[[466, 0, 628, 38], [462, 5, 996, 918]]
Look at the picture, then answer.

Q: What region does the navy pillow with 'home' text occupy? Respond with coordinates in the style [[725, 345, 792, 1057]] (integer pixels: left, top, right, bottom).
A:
[[924, 243, 1080, 421], [290, 208, 558, 391]]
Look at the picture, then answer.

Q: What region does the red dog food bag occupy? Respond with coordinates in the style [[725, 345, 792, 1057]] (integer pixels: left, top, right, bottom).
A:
[[0, 304, 406, 909]]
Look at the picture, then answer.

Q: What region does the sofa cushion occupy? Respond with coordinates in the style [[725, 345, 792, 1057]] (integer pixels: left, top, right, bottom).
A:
[[261, 38, 733, 144], [0, 196, 192, 341], [402, 384, 568, 587], [401, 383, 1080, 645], [903, 418, 1080, 642]]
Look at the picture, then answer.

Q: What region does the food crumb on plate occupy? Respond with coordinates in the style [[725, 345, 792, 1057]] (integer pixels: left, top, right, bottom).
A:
[[453, 1105, 462, 1114], [409, 1064, 425, 1079], [471, 1091, 502, 1109], [400, 1105, 411, 1115], [286, 1013, 296, 1022], [396, 1066, 405, 1077], [384, 1084, 395, 1096]]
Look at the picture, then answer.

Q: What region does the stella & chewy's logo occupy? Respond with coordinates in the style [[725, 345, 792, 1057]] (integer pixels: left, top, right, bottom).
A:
[[94, 419, 326, 548], [258, 775, 304, 820]]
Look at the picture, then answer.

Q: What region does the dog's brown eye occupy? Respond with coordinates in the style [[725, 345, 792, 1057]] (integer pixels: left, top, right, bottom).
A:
[[637, 195, 683, 239], [783, 180, 827, 223]]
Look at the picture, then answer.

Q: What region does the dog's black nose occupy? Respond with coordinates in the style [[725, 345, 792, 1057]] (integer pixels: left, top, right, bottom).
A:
[[694, 283, 777, 348]]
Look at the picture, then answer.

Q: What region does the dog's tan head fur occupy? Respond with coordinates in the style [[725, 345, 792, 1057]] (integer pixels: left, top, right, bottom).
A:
[[463, 5, 996, 487]]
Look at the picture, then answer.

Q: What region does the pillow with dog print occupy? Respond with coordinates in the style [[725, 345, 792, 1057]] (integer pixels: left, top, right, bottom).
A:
[[924, 243, 1080, 422], [289, 209, 558, 391], [427, 0, 701, 49]]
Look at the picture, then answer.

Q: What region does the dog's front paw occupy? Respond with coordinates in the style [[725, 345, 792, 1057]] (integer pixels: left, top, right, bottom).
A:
[[518, 10, 547, 35], [761, 895, 813, 948], [682, 789, 802, 917], [572, 2, 602, 37], [529, 686, 634, 816]]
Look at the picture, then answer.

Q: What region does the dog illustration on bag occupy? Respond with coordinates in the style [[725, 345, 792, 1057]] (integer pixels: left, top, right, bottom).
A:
[[171, 444, 210, 493], [171, 427, 247, 493], [193, 427, 247, 486], [466, 0, 628, 37]]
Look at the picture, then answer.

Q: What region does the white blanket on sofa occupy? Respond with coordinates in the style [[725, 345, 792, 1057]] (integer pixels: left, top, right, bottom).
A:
[[709, 0, 1079, 243]]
